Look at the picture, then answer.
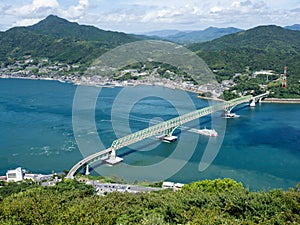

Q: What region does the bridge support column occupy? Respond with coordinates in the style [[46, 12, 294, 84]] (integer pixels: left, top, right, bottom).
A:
[[250, 99, 256, 107], [85, 164, 90, 176], [224, 109, 231, 114], [165, 126, 177, 137], [104, 149, 123, 165], [110, 149, 116, 160]]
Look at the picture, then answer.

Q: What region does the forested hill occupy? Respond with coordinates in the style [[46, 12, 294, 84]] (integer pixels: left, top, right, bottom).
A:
[[0, 178, 299, 224], [28, 15, 137, 44], [0, 15, 140, 65], [189, 25, 300, 77]]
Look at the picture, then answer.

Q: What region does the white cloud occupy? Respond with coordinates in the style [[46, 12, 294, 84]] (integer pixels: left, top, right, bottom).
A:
[[0, 0, 300, 32], [14, 18, 42, 27], [2, 0, 90, 28], [60, 0, 90, 19], [84, 0, 300, 32], [210, 6, 223, 13], [5, 0, 60, 16]]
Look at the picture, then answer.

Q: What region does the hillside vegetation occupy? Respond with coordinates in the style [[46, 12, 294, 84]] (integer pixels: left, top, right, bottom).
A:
[[0, 178, 299, 224], [1, 16, 299, 98], [190, 25, 300, 75], [0, 15, 139, 65], [190, 25, 300, 99]]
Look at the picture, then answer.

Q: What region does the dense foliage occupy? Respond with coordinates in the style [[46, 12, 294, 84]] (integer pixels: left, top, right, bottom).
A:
[[1, 17, 300, 99], [0, 178, 299, 224], [0, 15, 139, 65], [189, 25, 300, 99]]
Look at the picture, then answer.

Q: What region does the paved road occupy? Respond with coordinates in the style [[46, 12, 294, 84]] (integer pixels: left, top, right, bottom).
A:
[[91, 181, 162, 194]]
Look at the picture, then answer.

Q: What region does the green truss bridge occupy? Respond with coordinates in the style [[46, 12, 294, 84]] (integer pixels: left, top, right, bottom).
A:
[[66, 93, 268, 179]]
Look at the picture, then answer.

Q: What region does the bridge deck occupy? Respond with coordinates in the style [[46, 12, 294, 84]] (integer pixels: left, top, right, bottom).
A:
[[66, 94, 261, 179]]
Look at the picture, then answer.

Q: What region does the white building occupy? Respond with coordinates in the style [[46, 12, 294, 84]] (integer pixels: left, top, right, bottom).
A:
[[6, 167, 24, 182], [174, 183, 184, 190], [162, 181, 174, 189], [162, 181, 185, 190], [24, 173, 53, 182]]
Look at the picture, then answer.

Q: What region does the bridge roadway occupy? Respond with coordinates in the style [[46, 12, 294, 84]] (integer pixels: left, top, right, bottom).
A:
[[66, 94, 265, 179]]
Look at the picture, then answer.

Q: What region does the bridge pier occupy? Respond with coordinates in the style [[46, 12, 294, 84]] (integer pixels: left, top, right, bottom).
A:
[[224, 109, 231, 114], [250, 99, 256, 107], [85, 164, 90, 175], [67, 94, 267, 178], [165, 126, 178, 137], [104, 149, 123, 165], [111, 149, 116, 160]]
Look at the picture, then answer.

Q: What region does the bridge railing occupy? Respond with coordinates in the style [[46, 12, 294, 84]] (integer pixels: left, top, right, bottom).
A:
[[67, 94, 260, 178], [111, 95, 253, 150]]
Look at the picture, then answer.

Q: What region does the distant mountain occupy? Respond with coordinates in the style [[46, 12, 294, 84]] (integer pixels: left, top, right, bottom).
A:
[[285, 24, 300, 31], [189, 25, 300, 79], [190, 25, 300, 51], [141, 27, 242, 44], [166, 27, 243, 44], [0, 15, 140, 64], [142, 30, 183, 38]]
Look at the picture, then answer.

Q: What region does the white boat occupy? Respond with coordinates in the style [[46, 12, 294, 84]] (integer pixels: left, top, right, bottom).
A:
[[194, 128, 218, 137], [162, 136, 178, 143], [156, 135, 178, 143], [222, 112, 240, 118]]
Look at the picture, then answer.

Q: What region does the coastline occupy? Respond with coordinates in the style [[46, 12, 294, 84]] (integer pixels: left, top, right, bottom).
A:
[[197, 95, 225, 102], [262, 98, 300, 104], [0, 74, 222, 100], [1, 75, 299, 104]]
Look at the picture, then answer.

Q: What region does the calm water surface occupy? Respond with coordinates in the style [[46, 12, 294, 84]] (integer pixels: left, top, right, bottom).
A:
[[0, 78, 299, 190]]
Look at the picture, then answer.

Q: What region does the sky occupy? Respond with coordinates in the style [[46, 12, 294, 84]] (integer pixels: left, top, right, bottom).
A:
[[0, 0, 300, 33]]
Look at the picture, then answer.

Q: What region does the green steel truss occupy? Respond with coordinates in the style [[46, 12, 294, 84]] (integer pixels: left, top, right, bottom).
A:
[[111, 95, 253, 150], [66, 94, 266, 178]]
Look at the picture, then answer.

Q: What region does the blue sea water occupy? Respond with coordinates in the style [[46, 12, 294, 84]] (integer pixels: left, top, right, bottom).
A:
[[0, 78, 299, 190]]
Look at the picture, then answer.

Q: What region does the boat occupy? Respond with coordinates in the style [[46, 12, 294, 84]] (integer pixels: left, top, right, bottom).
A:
[[222, 112, 240, 118], [162, 135, 178, 143], [156, 135, 178, 143], [194, 128, 218, 137]]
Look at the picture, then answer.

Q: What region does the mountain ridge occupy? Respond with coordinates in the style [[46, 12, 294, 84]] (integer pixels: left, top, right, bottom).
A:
[[190, 25, 300, 52], [141, 26, 243, 44], [188, 24, 300, 98], [28, 15, 137, 44], [0, 15, 140, 64], [1, 15, 300, 78], [285, 24, 300, 31]]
